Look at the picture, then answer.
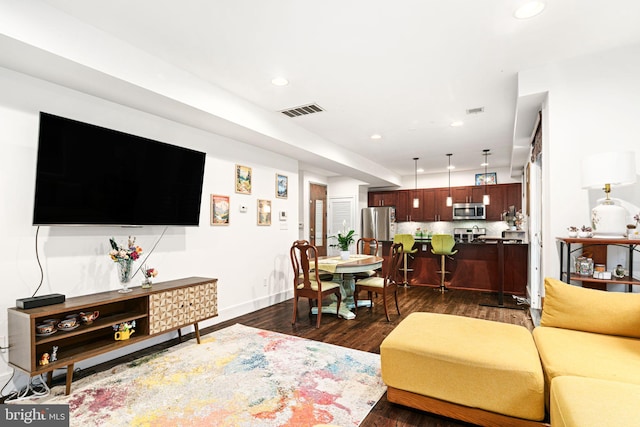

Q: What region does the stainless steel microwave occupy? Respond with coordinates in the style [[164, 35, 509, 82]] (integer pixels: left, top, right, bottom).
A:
[[452, 203, 486, 220]]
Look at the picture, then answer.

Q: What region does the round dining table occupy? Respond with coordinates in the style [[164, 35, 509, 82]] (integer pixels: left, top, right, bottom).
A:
[[311, 254, 384, 320]]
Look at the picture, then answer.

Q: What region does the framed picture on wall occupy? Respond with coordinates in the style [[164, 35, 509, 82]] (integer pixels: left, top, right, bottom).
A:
[[235, 164, 252, 194], [475, 172, 497, 186], [210, 194, 230, 225], [257, 199, 272, 226], [276, 173, 288, 199]]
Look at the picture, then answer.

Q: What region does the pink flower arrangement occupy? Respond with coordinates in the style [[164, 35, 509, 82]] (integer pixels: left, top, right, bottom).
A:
[[143, 266, 158, 279], [108, 236, 143, 262]]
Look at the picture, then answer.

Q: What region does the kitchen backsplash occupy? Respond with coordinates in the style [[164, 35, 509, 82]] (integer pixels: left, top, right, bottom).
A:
[[396, 220, 523, 241]]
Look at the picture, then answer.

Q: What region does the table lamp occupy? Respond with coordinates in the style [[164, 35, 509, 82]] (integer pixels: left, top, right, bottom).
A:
[[581, 151, 636, 238]]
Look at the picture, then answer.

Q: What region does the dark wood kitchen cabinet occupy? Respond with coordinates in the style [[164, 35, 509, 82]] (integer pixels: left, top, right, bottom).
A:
[[395, 190, 410, 222], [432, 188, 452, 221], [370, 183, 521, 222], [484, 183, 522, 220], [451, 186, 485, 204], [368, 191, 397, 207]]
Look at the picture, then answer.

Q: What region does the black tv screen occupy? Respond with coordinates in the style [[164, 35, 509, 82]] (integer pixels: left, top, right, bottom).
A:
[[33, 112, 206, 226]]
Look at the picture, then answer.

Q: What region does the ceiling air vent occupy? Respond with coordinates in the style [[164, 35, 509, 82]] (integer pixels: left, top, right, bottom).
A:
[[280, 103, 324, 118], [466, 107, 485, 114]]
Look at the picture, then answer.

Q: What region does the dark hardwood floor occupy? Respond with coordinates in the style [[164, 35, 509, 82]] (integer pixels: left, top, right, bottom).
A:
[[55, 285, 535, 426]]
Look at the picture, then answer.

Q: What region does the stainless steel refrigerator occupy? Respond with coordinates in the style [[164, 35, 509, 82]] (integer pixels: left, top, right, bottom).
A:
[[361, 207, 396, 242]]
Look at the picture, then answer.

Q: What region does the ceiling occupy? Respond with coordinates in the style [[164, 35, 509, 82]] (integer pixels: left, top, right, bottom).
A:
[[11, 1, 640, 183]]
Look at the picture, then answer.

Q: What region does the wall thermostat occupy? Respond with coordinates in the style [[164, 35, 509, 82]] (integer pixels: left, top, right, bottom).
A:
[[239, 205, 247, 213], [279, 211, 287, 220]]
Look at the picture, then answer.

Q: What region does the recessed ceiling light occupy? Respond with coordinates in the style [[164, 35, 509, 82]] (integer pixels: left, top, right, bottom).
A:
[[370, 134, 382, 140], [271, 77, 289, 86], [514, 1, 546, 19], [450, 121, 464, 127]]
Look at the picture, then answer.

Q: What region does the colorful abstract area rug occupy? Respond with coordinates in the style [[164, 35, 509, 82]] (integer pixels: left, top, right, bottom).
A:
[[40, 324, 386, 426]]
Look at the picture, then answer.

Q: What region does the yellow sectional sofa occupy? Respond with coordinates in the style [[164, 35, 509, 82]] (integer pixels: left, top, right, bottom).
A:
[[380, 277, 640, 426], [533, 277, 640, 425], [550, 376, 640, 427], [381, 312, 545, 426]]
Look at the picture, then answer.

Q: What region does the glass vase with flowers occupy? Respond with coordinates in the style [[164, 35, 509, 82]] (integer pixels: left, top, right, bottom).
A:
[[108, 236, 143, 293], [141, 265, 158, 289]]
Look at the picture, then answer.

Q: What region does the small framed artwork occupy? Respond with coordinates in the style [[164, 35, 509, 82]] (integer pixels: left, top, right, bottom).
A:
[[235, 164, 252, 194], [257, 199, 272, 226], [210, 194, 230, 225], [475, 172, 497, 186], [276, 173, 288, 199]]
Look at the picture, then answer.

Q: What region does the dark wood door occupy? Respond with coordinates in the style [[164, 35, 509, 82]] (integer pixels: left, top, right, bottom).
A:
[[309, 183, 327, 256]]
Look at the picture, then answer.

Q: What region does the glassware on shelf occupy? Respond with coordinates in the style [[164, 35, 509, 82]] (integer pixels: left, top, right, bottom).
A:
[[116, 258, 134, 293]]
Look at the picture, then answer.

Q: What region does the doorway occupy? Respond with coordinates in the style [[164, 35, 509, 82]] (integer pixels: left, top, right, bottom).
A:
[[309, 183, 327, 256]]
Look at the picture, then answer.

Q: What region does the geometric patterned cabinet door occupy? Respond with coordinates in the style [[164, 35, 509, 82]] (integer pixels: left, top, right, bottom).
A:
[[149, 281, 217, 335]]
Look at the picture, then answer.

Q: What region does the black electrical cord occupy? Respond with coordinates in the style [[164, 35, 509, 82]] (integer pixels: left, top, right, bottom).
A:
[[31, 226, 45, 298], [130, 226, 169, 279], [0, 368, 16, 401]]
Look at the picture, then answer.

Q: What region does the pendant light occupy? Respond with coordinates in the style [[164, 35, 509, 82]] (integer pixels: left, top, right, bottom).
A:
[[482, 149, 491, 205], [412, 157, 419, 209], [446, 154, 453, 207]]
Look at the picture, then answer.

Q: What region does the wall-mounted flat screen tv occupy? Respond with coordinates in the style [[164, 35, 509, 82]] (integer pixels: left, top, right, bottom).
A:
[[33, 112, 206, 226]]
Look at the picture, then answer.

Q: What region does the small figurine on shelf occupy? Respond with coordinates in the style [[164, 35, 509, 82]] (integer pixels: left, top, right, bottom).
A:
[[614, 264, 626, 279], [50, 346, 58, 363], [113, 321, 136, 341], [39, 353, 50, 366]]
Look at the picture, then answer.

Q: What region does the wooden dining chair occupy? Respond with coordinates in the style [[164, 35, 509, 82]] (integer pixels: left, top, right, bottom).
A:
[[354, 237, 381, 279], [290, 240, 342, 328], [354, 242, 404, 321]]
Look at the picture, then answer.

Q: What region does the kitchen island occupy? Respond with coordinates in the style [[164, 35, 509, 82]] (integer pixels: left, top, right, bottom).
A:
[[382, 240, 528, 295]]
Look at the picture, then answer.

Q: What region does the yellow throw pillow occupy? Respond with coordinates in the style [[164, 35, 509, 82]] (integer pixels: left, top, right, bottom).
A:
[[541, 277, 640, 338]]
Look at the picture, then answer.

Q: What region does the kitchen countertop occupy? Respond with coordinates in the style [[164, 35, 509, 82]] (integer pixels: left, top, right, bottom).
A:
[[379, 238, 527, 245]]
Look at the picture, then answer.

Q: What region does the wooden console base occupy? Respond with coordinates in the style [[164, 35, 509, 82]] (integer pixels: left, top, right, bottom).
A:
[[8, 277, 217, 395], [386, 386, 549, 427]]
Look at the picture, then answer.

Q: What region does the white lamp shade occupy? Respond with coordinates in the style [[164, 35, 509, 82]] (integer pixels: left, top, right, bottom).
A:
[[581, 151, 636, 189]]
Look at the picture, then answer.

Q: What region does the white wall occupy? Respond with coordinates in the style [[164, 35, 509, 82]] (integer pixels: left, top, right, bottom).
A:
[[0, 67, 299, 391], [519, 43, 640, 286], [372, 166, 519, 191]]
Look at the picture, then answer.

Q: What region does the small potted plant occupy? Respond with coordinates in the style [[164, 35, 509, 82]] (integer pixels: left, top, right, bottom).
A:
[[567, 226, 578, 238], [329, 229, 356, 260], [578, 225, 592, 238]]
